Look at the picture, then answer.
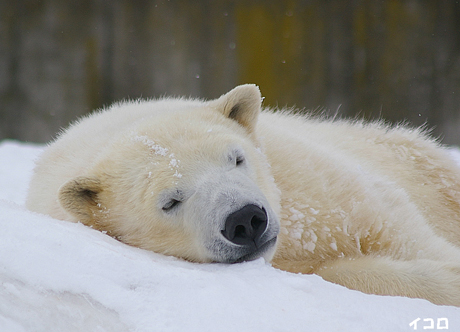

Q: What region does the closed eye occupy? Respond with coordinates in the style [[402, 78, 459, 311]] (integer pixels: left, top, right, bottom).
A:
[[162, 199, 181, 212]]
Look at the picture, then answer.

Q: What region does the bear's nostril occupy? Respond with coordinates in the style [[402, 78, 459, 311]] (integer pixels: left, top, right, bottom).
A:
[[251, 216, 264, 232], [221, 204, 268, 248], [234, 225, 248, 240]]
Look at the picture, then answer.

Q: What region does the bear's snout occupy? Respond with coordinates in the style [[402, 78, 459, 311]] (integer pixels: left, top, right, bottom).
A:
[[221, 204, 268, 249]]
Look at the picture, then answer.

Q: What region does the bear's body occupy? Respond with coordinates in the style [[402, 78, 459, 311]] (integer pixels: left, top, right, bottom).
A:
[[27, 85, 460, 306]]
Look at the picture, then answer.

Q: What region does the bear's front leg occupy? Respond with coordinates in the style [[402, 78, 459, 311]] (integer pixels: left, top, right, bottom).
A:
[[315, 255, 460, 307]]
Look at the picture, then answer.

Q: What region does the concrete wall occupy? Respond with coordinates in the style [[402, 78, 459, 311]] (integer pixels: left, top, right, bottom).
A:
[[2, 1, 460, 144]]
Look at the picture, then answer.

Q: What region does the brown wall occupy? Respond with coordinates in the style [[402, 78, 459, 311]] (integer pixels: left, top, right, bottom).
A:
[[2, 1, 460, 144]]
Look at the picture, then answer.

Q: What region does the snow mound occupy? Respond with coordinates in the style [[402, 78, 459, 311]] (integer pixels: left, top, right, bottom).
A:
[[1, 140, 459, 332]]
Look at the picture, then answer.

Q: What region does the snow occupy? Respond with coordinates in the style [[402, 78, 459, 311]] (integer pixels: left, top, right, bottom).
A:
[[1, 139, 459, 332], [132, 135, 169, 156]]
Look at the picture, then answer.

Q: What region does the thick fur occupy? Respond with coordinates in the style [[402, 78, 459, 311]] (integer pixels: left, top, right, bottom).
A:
[[27, 85, 460, 306]]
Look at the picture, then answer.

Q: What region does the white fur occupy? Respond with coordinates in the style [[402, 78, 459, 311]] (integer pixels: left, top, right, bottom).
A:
[[27, 85, 460, 306]]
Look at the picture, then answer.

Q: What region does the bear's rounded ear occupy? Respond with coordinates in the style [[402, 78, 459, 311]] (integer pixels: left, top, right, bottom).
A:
[[210, 84, 263, 133], [58, 176, 103, 224]]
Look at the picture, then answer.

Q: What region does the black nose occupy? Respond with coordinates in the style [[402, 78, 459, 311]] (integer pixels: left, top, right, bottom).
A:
[[221, 204, 268, 248]]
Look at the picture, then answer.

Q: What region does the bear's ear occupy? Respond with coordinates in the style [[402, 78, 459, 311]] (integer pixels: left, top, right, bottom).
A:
[[210, 84, 263, 133], [58, 176, 104, 225]]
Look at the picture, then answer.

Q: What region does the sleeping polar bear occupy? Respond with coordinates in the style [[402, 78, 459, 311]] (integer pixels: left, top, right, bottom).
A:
[[27, 84, 460, 306]]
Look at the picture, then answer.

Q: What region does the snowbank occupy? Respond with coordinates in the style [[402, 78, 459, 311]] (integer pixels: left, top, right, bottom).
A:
[[1, 140, 459, 332]]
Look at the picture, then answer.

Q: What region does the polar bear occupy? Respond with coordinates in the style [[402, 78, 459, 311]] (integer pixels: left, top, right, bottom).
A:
[[27, 84, 460, 306]]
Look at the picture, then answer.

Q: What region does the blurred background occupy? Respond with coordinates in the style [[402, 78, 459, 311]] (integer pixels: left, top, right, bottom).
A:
[[1, 0, 460, 144]]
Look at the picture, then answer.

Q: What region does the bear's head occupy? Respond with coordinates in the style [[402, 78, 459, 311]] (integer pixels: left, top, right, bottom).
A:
[[58, 85, 281, 263]]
